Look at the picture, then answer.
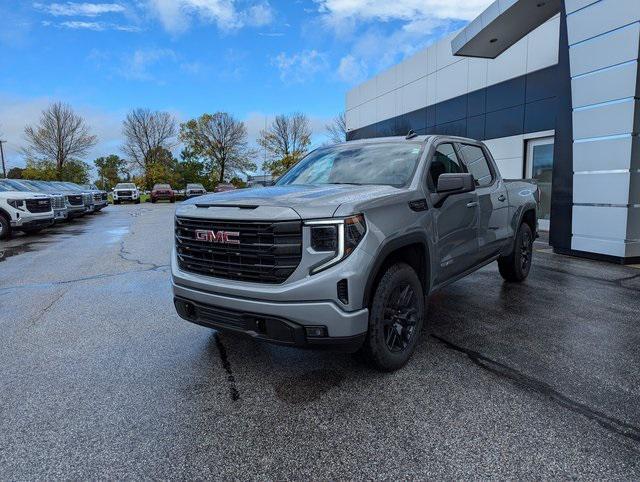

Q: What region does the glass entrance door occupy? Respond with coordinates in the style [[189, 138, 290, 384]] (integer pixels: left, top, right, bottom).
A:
[[526, 137, 554, 231]]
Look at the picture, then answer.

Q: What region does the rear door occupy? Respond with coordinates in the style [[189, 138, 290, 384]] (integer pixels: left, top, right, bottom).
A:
[[427, 142, 480, 283], [457, 143, 509, 260]]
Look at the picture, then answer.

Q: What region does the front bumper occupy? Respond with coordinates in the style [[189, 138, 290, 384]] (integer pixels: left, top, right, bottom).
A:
[[53, 209, 68, 221], [172, 274, 369, 348], [173, 294, 367, 351], [12, 216, 54, 229], [67, 205, 86, 218]]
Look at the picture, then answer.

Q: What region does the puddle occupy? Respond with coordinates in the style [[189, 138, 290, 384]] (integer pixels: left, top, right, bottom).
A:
[[105, 226, 129, 244], [274, 369, 344, 404], [0, 242, 43, 262]]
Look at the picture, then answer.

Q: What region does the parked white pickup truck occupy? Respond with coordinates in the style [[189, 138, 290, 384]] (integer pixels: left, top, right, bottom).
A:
[[0, 181, 55, 240]]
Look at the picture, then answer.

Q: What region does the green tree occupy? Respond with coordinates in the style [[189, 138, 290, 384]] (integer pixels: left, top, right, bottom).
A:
[[94, 154, 127, 191], [7, 167, 24, 179], [144, 147, 180, 189], [179, 112, 256, 184], [22, 159, 90, 183], [258, 113, 312, 176]]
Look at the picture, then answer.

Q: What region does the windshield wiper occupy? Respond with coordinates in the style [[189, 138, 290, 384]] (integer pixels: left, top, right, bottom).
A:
[[329, 182, 364, 186]]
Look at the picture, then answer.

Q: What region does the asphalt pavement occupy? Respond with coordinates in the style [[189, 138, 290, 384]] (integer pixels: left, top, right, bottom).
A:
[[1, 203, 639, 479]]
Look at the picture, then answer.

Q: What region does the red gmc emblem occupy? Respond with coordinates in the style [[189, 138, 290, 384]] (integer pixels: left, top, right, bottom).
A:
[[195, 229, 240, 245]]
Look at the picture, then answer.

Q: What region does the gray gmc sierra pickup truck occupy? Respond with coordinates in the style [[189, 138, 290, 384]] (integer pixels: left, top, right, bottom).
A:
[[172, 135, 539, 371]]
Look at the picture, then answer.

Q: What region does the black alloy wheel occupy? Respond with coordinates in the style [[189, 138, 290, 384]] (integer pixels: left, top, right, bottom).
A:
[[383, 284, 419, 353]]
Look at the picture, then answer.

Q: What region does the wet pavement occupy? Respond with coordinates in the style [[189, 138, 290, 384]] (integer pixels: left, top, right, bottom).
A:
[[1, 204, 639, 479]]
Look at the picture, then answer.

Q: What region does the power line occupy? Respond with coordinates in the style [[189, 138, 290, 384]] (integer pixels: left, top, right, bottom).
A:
[[0, 140, 7, 179]]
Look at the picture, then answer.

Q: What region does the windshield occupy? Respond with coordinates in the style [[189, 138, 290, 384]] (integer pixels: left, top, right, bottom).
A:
[[26, 180, 53, 191], [3, 179, 35, 192], [154, 184, 171, 189], [277, 142, 423, 187], [115, 183, 136, 189], [187, 184, 204, 189], [0, 181, 18, 192]]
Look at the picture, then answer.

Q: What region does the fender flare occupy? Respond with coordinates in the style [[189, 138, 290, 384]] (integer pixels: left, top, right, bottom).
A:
[[362, 231, 432, 307]]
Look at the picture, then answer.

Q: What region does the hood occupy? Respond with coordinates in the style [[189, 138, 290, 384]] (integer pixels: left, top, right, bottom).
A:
[[1, 191, 50, 200], [182, 184, 403, 219]]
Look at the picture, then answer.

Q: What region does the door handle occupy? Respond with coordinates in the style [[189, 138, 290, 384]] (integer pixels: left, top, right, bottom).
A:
[[466, 201, 479, 208], [498, 194, 506, 202]]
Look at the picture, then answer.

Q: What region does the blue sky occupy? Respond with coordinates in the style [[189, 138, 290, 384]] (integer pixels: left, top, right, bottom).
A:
[[0, 0, 491, 174]]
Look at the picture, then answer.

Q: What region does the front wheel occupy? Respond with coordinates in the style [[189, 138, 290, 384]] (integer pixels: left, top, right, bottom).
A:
[[498, 222, 534, 282], [0, 215, 11, 240], [135, 199, 141, 204], [360, 263, 425, 372]]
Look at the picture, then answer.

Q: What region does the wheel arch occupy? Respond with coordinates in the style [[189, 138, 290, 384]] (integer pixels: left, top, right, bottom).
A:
[[0, 207, 12, 222], [362, 232, 431, 308]]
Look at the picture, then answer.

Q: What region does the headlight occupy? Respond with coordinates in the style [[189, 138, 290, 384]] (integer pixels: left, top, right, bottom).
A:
[[8, 199, 26, 211], [307, 214, 366, 274]]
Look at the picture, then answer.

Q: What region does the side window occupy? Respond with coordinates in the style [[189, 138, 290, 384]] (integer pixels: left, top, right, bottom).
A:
[[428, 143, 464, 191], [459, 144, 493, 187]]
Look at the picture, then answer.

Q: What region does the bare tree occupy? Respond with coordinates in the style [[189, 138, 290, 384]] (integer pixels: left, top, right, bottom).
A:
[[22, 102, 98, 179], [258, 113, 312, 176], [325, 112, 347, 145], [180, 113, 257, 184], [122, 108, 178, 171]]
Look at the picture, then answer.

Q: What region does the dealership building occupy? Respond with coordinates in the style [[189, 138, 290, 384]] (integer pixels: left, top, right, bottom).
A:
[[345, 0, 640, 264]]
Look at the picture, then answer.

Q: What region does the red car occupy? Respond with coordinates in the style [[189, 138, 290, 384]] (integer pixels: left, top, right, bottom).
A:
[[151, 184, 175, 203]]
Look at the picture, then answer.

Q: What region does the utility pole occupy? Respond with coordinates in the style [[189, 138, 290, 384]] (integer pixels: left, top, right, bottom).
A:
[[0, 140, 7, 179]]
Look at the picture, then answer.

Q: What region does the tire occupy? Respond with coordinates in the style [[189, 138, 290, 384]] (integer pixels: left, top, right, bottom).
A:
[[360, 263, 425, 372], [135, 199, 141, 204], [0, 214, 11, 240], [151, 198, 156, 204], [498, 222, 534, 282], [170, 198, 175, 203], [114, 200, 120, 205]]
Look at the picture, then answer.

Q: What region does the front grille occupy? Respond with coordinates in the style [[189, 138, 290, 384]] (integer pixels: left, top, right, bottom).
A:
[[93, 193, 102, 201], [83, 194, 92, 206], [175, 216, 302, 284], [26, 198, 52, 213], [52, 196, 65, 210], [101, 193, 108, 201], [68, 195, 83, 206], [118, 190, 132, 196]]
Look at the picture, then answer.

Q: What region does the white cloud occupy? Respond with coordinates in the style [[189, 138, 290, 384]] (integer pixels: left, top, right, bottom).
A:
[[315, 0, 492, 23], [146, 0, 274, 35], [272, 50, 329, 83], [33, 2, 126, 17], [57, 20, 140, 31], [337, 54, 367, 84], [121, 48, 177, 81]]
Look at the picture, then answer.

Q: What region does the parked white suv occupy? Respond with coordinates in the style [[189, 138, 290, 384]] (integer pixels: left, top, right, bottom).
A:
[[0, 182, 55, 239], [112, 183, 141, 204]]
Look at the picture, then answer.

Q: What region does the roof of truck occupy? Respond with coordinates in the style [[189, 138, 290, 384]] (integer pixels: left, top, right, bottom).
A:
[[343, 134, 483, 145]]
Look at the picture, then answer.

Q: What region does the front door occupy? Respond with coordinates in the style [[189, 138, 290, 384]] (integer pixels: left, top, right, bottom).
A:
[[526, 137, 554, 231], [427, 142, 480, 284]]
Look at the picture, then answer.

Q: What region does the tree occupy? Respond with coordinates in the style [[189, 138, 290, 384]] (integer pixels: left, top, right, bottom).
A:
[[94, 154, 128, 190], [258, 113, 312, 176], [7, 167, 24, 179], [22, 159, 90, 183], [22, 102, 98, 180], [325, 112, 347, 145], [144, 147, 180, 189], [122, 108, 177, 172], [179, 112, 256, 184]]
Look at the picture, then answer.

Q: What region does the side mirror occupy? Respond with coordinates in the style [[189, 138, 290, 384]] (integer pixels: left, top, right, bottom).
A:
[[437, 173, 475, 194]]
